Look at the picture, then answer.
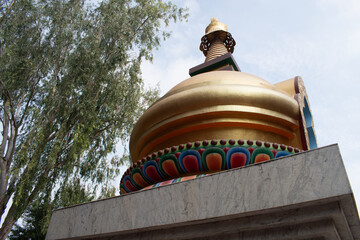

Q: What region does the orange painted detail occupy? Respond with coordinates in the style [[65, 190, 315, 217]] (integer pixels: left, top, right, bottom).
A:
[[159, 180, 174, 186], [254, 153, 271, 163], [120, 188, 127, 194], [132, 173, 148, 188], [162, 160, 180, 176], [206, 153, 222, 170], [125, 180, 137, 192], [181, 175, 197, 181]]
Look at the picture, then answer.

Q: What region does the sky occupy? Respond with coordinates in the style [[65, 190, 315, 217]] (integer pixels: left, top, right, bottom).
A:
[[3, 0, 359, 230], [137, 0, 360, 207]]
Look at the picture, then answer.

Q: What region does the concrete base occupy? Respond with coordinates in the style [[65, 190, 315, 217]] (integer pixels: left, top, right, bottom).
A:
[[46, 144, 360, 239]]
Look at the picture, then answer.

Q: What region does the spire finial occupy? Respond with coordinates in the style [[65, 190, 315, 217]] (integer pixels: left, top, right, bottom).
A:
[[200, 18, 236, 62], [205, 18, 228, 35]]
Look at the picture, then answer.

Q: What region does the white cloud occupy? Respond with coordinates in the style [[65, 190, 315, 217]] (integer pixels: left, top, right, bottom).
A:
[[183, 0, 200, 16], [142, 54, 203, 95], [319, 0, 360, 20]]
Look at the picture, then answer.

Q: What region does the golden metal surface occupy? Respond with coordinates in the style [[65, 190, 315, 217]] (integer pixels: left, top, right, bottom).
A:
[[200, 18, 235, 59], [274, 78, 296, 96], [205, 18, 228, 34], [128, 19, 315, 163], [130, 71, 302, 162], [205, 40, 228, 62], [167, 71, 292, 96]]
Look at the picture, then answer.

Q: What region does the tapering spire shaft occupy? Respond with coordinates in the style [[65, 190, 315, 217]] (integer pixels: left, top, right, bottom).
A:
[[200, 18, 236, 62]]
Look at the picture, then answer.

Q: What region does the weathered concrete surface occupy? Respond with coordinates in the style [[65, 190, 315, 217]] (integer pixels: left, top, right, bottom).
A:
[[46, 144, 360, 239]]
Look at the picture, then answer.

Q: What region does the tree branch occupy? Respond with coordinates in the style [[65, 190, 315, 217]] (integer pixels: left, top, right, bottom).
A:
[[0, 159, 7, 205], [90, 123, 112, 142], [14, 90, 26, 119], [0, 0, 16, 25], [0, 100, 9, 158], [18, 71, 43, 128], [134, 16, 150, 37], [5, 121, 17, 171], [0, 168, 15, 223], [0, 196, 17, 239]]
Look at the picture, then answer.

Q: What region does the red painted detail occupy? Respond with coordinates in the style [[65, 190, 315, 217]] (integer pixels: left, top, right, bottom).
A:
[[248, 147, 255, 154], [271, 150, 277, 156], [183, 155, 199, 173], [125, 180, 138, 192], [198, 148, 205, 156], [230, 152, 247, 168], [145, 165, 163, 182]]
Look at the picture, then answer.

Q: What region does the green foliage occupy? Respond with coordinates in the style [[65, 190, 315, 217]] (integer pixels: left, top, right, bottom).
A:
[[9, 178, 94, 239], [9, 203, 49, 240], [0, 0, 187, 238]]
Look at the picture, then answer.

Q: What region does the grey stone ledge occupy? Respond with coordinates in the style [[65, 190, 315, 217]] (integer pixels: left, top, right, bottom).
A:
[[46, 144, 360, 240]]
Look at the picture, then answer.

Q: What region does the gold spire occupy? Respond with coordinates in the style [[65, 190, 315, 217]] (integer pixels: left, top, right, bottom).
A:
[[205, 18, 228, 34], [200, 18, 236, 62]]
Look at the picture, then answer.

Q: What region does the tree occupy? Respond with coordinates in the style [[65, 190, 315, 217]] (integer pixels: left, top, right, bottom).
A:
[[9, 178, 94, 239], [0, 0, 187, 238]]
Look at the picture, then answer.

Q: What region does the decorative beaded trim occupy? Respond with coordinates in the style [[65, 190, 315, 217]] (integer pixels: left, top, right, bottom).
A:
[[120, 139, 301, 194]]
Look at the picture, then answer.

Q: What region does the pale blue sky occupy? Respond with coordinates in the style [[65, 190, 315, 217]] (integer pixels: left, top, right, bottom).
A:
[[5, 0, 358, 229], [140, 0, 360, 205]]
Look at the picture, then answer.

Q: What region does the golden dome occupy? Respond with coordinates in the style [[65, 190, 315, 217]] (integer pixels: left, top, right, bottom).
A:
[[129, 71, 302, 163], [121, 19, 316, 195]]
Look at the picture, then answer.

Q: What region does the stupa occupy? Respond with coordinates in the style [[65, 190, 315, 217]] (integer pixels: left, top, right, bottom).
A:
[[46, 19, 360, 240], [119, 18, 317, 194]]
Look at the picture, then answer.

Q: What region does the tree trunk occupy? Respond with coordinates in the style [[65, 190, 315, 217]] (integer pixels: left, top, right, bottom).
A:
[[0, 193, 11, 220], [0, 214, 15, 240], [0, 100, 10, 199], [0, 161, 7, 206]]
